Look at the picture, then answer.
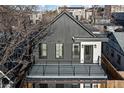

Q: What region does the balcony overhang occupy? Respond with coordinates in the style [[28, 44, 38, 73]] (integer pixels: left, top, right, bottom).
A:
[[26, 64, 107, 81], [72, 37, 108, 42]]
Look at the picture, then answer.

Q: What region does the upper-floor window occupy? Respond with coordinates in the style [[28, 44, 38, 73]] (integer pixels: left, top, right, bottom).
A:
[[36, 14, 38, 18], [30, 15, 33, 18], [69, 12, 73, 16], [56, 44, 63, 58], [117, 54, 121, 65], [111, 49, 114, 57], [39, 43, 47, 59], [76, 15, 79, 20], [72, 43, 80, 59], [106, 45, 109, 55]]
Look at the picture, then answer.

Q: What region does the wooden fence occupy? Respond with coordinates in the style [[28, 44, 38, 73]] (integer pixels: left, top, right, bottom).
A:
[[101, 54, 124, 80]]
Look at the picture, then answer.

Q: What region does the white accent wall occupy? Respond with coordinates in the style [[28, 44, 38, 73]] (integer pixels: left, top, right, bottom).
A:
[[80, 41, 101, 64]]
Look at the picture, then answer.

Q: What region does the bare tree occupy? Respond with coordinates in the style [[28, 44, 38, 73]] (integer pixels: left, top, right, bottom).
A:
[[0, 5, 58, 87], [0, 5, 39, 68]]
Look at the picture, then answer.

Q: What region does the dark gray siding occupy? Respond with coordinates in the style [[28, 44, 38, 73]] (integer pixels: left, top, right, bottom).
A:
[[33, 13, 93, 64]]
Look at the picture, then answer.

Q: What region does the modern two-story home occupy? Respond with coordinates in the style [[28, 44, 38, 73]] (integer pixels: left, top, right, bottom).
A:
[[24, 11, 108, 88]]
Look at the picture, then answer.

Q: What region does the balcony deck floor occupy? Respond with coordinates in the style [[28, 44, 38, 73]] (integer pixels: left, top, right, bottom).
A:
[[26, 64, 107, 80]]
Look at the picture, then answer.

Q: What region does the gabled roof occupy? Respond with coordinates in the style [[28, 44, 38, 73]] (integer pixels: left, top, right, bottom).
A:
[[112, 32, 124, 53], [58, 7, 85, 9], [32, 11, 98, 46], [45, 11, 96, 37]]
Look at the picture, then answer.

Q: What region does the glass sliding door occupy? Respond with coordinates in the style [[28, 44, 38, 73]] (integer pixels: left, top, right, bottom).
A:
[[84, 45, 93, 64]]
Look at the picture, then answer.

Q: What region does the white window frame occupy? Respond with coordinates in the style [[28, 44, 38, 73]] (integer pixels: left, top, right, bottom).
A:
[[56, 43, 63, 58], [39, 43, 47, 59], [72, 43, 80, 59]]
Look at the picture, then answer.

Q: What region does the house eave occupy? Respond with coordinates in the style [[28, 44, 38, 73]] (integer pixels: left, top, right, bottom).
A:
[[26, 76, 107, 81], [73, 37, 108, 42]]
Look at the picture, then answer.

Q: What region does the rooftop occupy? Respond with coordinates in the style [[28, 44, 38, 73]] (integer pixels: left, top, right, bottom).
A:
[[58, 7, 85, 9], [113, 32, 124, 52]]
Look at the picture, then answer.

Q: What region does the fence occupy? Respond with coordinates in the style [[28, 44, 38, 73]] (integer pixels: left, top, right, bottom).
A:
[[101, 54, 124, 80]]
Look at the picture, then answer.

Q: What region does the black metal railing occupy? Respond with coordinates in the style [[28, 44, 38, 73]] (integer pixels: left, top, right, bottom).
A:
[[31, 59, 101, 65], [26, 56, 106, 77], [27, 64, 106, 77]]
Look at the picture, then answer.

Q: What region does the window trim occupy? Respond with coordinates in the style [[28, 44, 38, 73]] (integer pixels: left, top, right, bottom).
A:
[[111, 49, 114, 57], [117, 54, 121, 65], [72, 43, 80, 59], [106, 45, 109, 55], [55, 43, 64, 59], [76, 15, 79, 20], [39, 43, 47, 59]]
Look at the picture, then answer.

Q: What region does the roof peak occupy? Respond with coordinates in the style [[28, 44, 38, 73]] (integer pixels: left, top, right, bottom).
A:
[[58, 11, 96, 37]]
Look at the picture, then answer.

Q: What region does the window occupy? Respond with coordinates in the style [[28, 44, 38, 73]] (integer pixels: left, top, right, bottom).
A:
[[32, 83, 35, 88], [36, 14, 38, 18], [84, 83, 92, 88], [36, 20, 40, 24], [56, 44, 63, 58], [69, 12, 73, 16], [72, 44, 80, 58], [111, 49, 114, 57], [76, 15, 79, 20], [39, 43, 47, 59], [92, 83, 98, 88], [106, 46, 109, 55], [56, 84, 64, 88], [85, 45, 92, 55], [71, 83, 80, 88], [117, 54, 121, 65], [39, 84, 48, 88]]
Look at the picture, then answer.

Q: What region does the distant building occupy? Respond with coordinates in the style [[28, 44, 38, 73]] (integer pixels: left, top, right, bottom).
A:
[[84, 7, 100, 24], [104, 5, 124, 18], [85, 8, 94, 22], [102, 32, 124, 71], [57, 6, 102, 24], [29, 12, 42, 24], [111, 12, 124, 26], [94, 23, 123, 32], [57, 6, 86, 21]]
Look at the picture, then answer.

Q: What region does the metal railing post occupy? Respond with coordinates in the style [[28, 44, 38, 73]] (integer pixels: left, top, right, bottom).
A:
[[73, 66, 75, 76], [43, 64, 45, 76], [45, 60, 47, 66], [89, 66, 91, 76], [71, 60, 72, 66]]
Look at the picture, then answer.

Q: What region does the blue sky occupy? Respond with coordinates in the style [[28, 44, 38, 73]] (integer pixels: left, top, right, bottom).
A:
[[38, 5, 58, 11]]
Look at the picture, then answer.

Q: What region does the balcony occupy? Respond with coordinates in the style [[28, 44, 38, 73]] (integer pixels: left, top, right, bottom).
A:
[[26, 62, 107, 81]]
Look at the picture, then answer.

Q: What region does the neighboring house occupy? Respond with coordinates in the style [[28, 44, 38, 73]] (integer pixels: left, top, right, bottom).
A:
[[57, 7, 86, 21], [102, 32, 124, 71], [111, 12, 124, 26], [104, 5, 124, 19], [85, 8, 94, 21], [24, 11, 108, 88], [94, 23, 123, 32], [29, 12, 42, 24]]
